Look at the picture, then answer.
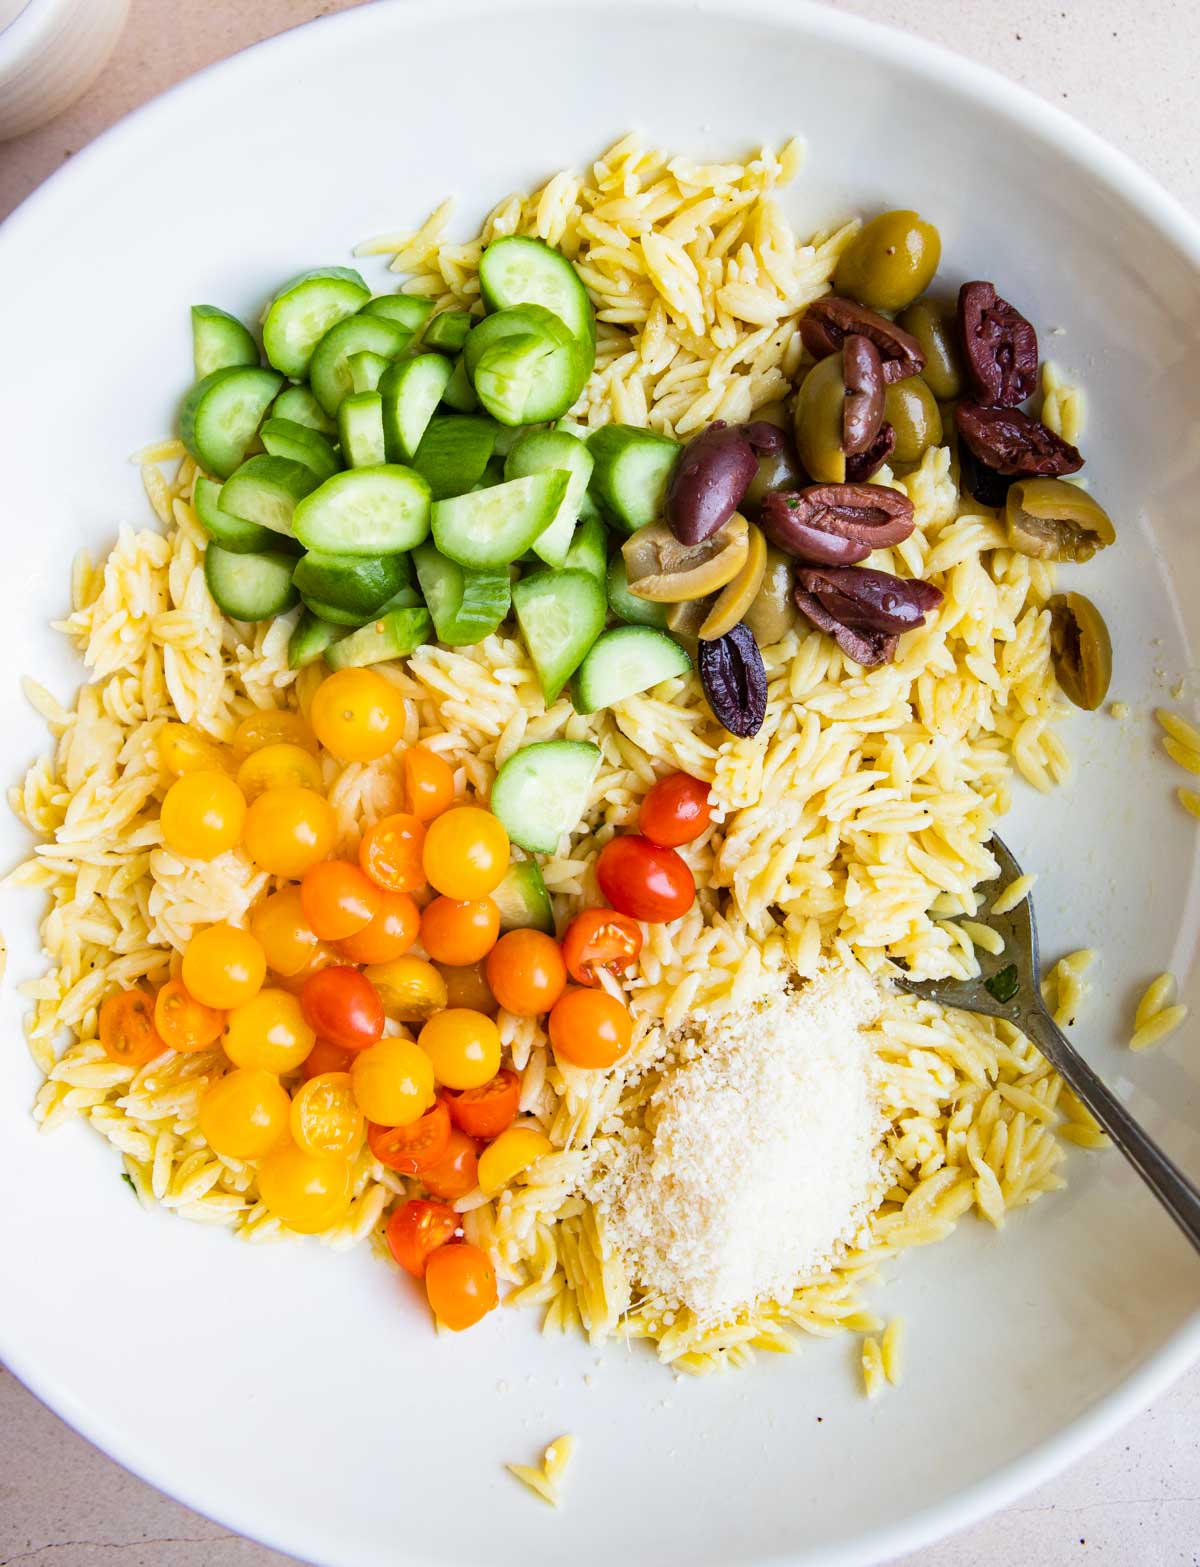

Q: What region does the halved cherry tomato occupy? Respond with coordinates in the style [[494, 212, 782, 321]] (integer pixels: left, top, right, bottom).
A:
[[485, 929, 566, 1016], [300, 860, 380, 941], [402, 746, 455, 821], [300, 965, 384, 1052], [365, 955, 447, 1022], [434, 961, 497, 1015], [548, 987, 633, 1069], [358, 812, 426, 892], [420, 896, 500, 966], [446, 1067, 521, 1141], [99, 988, 165, 1067], [595, 835, 695, 923], [299, 1038, 354, 1080], [368, 1100, 452, 1173], [639, 772, 712, 847], [424, 1241, 497, 1330], [386, 1199, 460, 1277], [336, 888, 419, 965], [421, 1125, 480, 1200], [561, 909, 644, 987], [290, 1070, 364, 1158], [153, 979, 224, 1053]]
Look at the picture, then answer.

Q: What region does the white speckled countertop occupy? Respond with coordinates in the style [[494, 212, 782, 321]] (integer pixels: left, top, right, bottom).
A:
[[1, 2, 1198, 1564]]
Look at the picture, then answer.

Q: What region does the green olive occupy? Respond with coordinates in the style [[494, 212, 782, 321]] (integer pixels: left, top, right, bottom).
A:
[[743, 546, 798, 646], [752, 399, 790, 429], [896, 296, 965, 400], [699, 523, 768, 640], [883, 376, 942, 464], [1005, 479, 1116, 563], [1048, 592, 1112, 710], [623, 514, 750, 602], [834, 210, 942, 313], [744, 434, 804, 513], [792, 356, 846, 484]]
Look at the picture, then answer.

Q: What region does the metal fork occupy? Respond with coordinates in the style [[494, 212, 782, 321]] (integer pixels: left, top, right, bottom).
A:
[[896, 834, 1200, 1254]]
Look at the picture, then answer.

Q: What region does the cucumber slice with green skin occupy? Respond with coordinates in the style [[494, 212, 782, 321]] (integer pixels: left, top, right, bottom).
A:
[[191, 305, 259, 379], [490, 740, 602, 854], [491, 860, 555, 934], [272, 384, 337, 436], [412, 542, 510, 647], [193, 474, 282, 554], [465, 305, 587, 426], [301, 586, 420, 627], [432, 472, 569, 570], [476, 458, 506, 490], [289, 611, 346, 670], [260, 418, 341, 481], [587, 424, 681, 534], [262, 267, 370, 379], [293, 466, 431, 556], [310, 315, 412, 417], [349, 350, 392, 395], [293, 550, 410, 615], [412, 416, 498, 501], [440, 355, 478, 414], [324, 607, 433, 670], [338, 391, 387, 468], [362, 294, 434, 332], [606, 552, 669, 627], [504, 429, 594, 568], [423, 310, 473, 353], [380, 354, 455, 464], [511, 568, 607, 702], [479, 237, 596, 350], [562, 514, 607, 580], [180, 366, 283, 479], [219, 455, 318, 538], [573, 625, 691, 714], [204, 545, 300, 621]]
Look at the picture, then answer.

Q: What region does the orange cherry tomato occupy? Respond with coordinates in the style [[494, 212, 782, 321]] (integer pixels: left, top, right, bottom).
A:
[[243, 786, 337, 878], [231, 709, 317, 759], [300, 860, 381, 941], [446, 1067, 521, 1141], [485, 929, 566, 1016], [595, 835, 695, 924], [249, 885, 321, 979], [358, 811, 427, 892], [299, 1038, 355, 1080], [424, 1242, 497, 1331], [99, 988, 165, 1067], [421, 1125, 480, 1200], [548, 987, 632, 1069], [368, 1100, 452, 1173], [434, 961, 498, 1015], [336, 888, 420, 964], [153, 979, 224, 1053], [300, 966, 384, 1052], [402, 746, 455, 821], [639, 771, 712, 847], [422, 806, 509, 900], [385, 1199, 461, 1277], [310, 668, 405, 763], [561, 908, 644, 987], [420, 896, 500, 966]]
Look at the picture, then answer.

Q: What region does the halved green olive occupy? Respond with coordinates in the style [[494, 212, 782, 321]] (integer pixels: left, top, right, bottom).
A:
[[699, 523, 768, 640], [834, 210, 942, 314], [743, 401, 802, 513], [1048, 592, 1112, 710], [665, 594, 713, 660], [623, 513, 750, 602], [793, 356, 846, 484], [883, 376, 942, 464], [896, 296, 965, 401], [742, 545, 798, 646], [1005, 479, 1116, 563]]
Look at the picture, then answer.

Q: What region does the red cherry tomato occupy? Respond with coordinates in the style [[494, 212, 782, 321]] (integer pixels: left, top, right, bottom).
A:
[[385, 1199, 460, 1277], [300, 965, 384, 1052], [445, 1067, 522, 1141], [595, 835, 695, 924], [368, 1101, 452, 1173], [421, 1126, 480, 1200], [639, 772, 712, 847], [561, 909, 643, 987]]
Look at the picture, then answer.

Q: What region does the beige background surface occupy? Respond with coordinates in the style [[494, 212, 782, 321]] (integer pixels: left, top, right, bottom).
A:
[[2, 1, 1199, 1564]]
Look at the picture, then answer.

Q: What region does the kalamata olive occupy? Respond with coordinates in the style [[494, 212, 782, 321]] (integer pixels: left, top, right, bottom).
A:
[[1005, 478, 1116, 562], [956, 436, 1016, 508], [834, 210, 943, 313], [699, 523, 769, 641], [955, 400, 1083, 477], [842, 334, 885, 454], [666, 422, 759, 545], [698, 624, 768, 737], [793, 356, 847, 483], [801, 296, 925, 384], [883, 376, 942, 464], [623, 514, 750, 602], [795, 565, 943, 634], [743, 421, 785, 454], [896, 296, 965, 401], [759, 483, 915, 564], [958, 281, 1039, 407], [743, 546, 799, 645], [845, 422, 897, 482], [794, 584, 899, 668], [1048, 592, 1112, 710]]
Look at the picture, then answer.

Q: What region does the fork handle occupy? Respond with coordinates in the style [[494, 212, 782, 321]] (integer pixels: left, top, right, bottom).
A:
[[1020, 1005, 1200, 1255]]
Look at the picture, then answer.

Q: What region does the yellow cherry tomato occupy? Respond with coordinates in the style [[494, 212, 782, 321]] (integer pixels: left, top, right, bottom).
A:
[[181, 923, 266, 1010], [231, 709, 317, 759], [364, 955, 448, 1022], [256, 1143, 353, 1233], [477, 1125, 554, 1197], [156, 723, 229, 777], [236, 743, 324, 802], [248, 885, 321, 978], [290, 1071, 365, 1157], [243, 785, 337, 878], [422, 806, 509, 900], [351, 1037, 436, 1127], [198, 1067, 290, 1160], [310, 668, 405, 763], [223, 987, 315, 1073], [417, 1008, 501, 1090], [160, 769, 246, 861]]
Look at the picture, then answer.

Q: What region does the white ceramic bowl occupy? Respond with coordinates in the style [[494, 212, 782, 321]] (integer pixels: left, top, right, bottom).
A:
[[0, 0, 130, 141], [1, 4, 1198, 1564]]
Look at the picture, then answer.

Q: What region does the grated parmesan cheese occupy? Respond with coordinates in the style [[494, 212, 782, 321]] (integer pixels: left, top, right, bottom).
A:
[[586, 965, 885, 1325]]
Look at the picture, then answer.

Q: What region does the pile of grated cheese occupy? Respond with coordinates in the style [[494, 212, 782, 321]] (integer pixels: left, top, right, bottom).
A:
[[588, 964, 886, 1325]]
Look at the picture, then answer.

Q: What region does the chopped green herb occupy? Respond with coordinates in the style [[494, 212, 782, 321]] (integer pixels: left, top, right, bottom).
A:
[[984, 964, 1020, 1004], [120, 1172, 136, 1194]]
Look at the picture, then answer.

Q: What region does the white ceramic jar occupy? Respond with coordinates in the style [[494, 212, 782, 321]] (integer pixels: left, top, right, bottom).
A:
[[0, 0, 130, 141]]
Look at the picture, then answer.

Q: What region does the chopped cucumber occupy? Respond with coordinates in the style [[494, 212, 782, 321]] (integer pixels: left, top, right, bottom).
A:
[[423, 310, 473, 353], [301, 585, 420, 627], [289, 611, 345, 669], [292, 550, 410, 615], [587, 424, 680, 534], [606, 552, 669, 627], [180, 366, 283, 479], [464, 304, 588, 421], [573, 626, 691, 714], [412, 542, 510, 647], [338, 391, 387, 468], [362, 294, 434, 333], [511, 568, 606, 702], [263, 267, 370, 379], [191, 305, 258, 379], [310, 315, 411, 417], [324, 607, 433, 670], [479, 236, 596, 349], [204, 545, 299, 621], [193, 474, 281, 554], [563, 514, 607, 580], [440, 355, 478, 413], [260, 418, 341, 481], [432, 472, 569, 570], [492, 860, 555, 934], [272, 384, 337, 436], [219, 455, 318, 537], [504, 428, 593, 568], [380, 353, 455, 463], [412, 416, 497, 500], [349, 350, 392, 395], [293, 466, 431, 557], [491, 740, 602, 854]]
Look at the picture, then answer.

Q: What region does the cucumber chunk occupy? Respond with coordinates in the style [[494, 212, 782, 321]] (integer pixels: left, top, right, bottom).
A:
[[292, 550, 411, 616], [606, 552, 669, 627], [492, 860, 555, 934], [272, 384, 337, 436], [204, 545, 300, 621], [349, 350, 392, 395], [412, 416, 498, 500], [300, 592, 418, 629], [263, 267, 370, 379], [464, 304, 589, 419], [511, 568, 606, 702], [338, 391, 387, 468], [505, 429, 594, 568], [380, 354, 455, 463], [491, 740, 602, 854], [293, 466, 431, 556], [324, 608, 433, 670], [563, 514, 607, 580], [573, 626, 692, 714], [219, 455, 318, 537], [362, 295, 434, 333], [191, 305, 259, 379], [432, 472, 569, 570], [479, 236, 596, 349], [192, 475, 278, 554], [310, 315, 411, 416], [440, 355, 478, 413], [587, 424, 680, 534], [289, 611, 345, 670], [423, 310, 473, 353], [260, 417, 341, 481], [412, 542, 510, 647], [180, 366, 283, 479]]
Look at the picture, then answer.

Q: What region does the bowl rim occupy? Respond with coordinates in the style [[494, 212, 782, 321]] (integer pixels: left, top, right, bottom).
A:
[[1, 2, 1199, 1564]]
